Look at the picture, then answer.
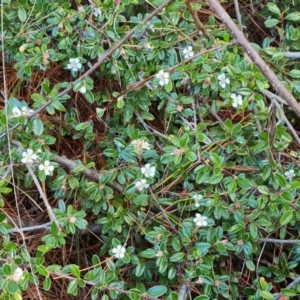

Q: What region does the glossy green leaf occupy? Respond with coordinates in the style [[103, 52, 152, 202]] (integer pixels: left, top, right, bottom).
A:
[[147, 285, 167, 298]]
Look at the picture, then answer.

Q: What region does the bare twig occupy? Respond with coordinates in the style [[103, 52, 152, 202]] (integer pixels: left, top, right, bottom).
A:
[[261, 90, 287, 105], [270, 98, 300, 145], [185, 0, 210, 39], [283, 52, 300, 58], [207, 0, 300, 117], [233, 0, 243, 31], [135, 112, 169, 140], [258, 238, 300, 244], [8, 222, 52, 233], [25, 164, 60, 228], [149, 187, 177, 233], [178, 282, 189, 300]]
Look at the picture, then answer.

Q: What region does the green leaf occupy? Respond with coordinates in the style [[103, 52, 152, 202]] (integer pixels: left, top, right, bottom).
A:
[[43, 277, 51, 291], [280, 210, 293, 225], [264, 19, 279, 28], [286, 12, 300, 21], [67, 279, 78, 295], [68, 176, 79, 189], [140, 112, 155, 120], [135, 261, 145, 277], [3, 264, 11, 275], [139, 249, 156, 258], [179, 133, 189, 148], [245, 259, 255, 271], [274, 172, 287, 187], [32, 118, 44, 135], [18, 6, 27, 22], [147, 285, 167, 298], [70, 265, 80, 278], [267, 3, 281, 16], [169, 252, 185, 262], [1, 113, 7, 125], [186, 150, 197, 161], [194, 296, 209, 300], [0, 186, 12, 194], [281, 288, 297, 296], [129, 289, 142, 300], [84, 90, 95, 103], [261, 291, 273, 300], [205, 174, 223, 184], [71, 164, 86, 174], [51, 101, 66, 112], [31, 93, 45, 103], [210, 153, 222, 165], [7, 280, 18, 294], [165, 80, 173, 93], [103, 149, 119, 158], [257, 185, 270, 195], [249, 223, 258, 239], [237, 177, 252, 189], [228, 180, 237, 195], [228, 223, 243, 234], [289, 69, 300, 78]]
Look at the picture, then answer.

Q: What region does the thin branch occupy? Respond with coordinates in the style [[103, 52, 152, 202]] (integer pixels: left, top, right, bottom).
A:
[[261, 90, 287, 105], [271, 98, 300, 145], [25, 164, 60, 229], [135, 112, 169, 140], [258, 238, 300, 244], [261, 91, 300, 145], [207, 0, 300, 117], [233, 0, 243, 31], [8, 222, 52, 233], [149, 187, 177, 233], [185, 0, 210, 39], [178, 282, 189, 300], [283, 52, 300, 58]]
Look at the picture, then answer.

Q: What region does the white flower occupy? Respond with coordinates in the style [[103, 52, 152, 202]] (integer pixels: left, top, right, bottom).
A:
[[93, 7, 102, 17], [21, 149, 38, 164], [193, 194, 203, 207], [285, 169, 295, 181], [79, 85, 86, 94], [21, 106, 34, 116], [141, 164, 156, 178], [183, 46, 194, 59], [131, 139, 150, 154], [135, 179, 149, 191], [193, 213, 208, 227], [156, 70, 170, 86], [12, 107, 21, 117], [12, 267, 24, 282], [112, 245, 126, 259], [39, 160, 55, 176], [218, 73, 230, 88], [67, 58, 82, 72], [231, 93, 243, 108]]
